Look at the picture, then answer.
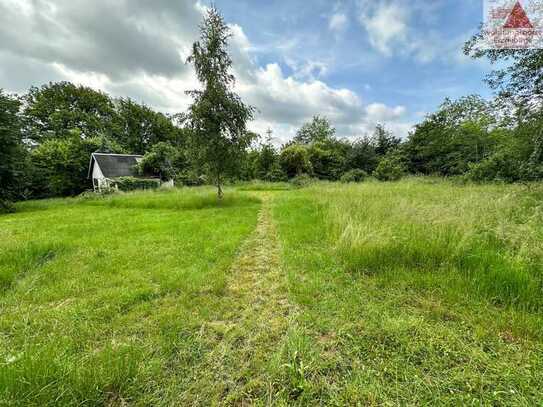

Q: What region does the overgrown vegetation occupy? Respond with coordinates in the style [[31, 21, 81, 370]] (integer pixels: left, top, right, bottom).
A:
[[114, 177, 160, 192], [1, 181, 542, 404], [0, 90, 24, 212], [272, 180, 543, 404]]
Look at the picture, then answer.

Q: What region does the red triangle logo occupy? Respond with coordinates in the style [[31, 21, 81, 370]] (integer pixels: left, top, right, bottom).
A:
[[504, 1, 533, 28]]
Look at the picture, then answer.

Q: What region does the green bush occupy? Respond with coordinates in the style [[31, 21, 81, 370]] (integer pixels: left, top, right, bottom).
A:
[[289, 174, 315, 188], [340, 169, 367, 183], [0, 199, 15, 214], [175, 170, 208, 186], [373, 156, 405, 181], [114, 177, 160, 192], [308, 143, 346, 180], [466, 149, 543, 183], [280, 145, 312, 178]]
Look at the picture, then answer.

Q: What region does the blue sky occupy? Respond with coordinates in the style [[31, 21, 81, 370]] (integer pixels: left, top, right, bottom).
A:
[[0, 0, 494, 142], [218, 0, 492, 124]]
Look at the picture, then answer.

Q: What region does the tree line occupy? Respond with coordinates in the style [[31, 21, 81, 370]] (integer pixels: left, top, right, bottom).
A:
[[2, 6, 543, 211]]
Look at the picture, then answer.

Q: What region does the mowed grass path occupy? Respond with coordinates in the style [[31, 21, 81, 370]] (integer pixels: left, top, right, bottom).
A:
[[1, 180, 543, 405]]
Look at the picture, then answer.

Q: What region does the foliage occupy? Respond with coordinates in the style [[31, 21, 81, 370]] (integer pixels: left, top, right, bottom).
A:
[[114, 176, 160, 191], [185, 6, 255, 198], [372, 124, 401, 157], [466, 150, 522, 183], [175, 169, 208, 186], [280, 145, 313, 178], [289, 173, 315, 188], [254, 142, 285, 181], [0, 90, 25, 211], [406, 96, 496, 176], [465, 33, 543, 110], [113, 98, 183, 154], [293, 115, 336, 145], [28, 133, 110, 197], [307, 141, 346, 180], [373, 153, 405, 181], [23, 82, 117, 142], [138, 142, 185, 181], [346, 137, 379, 174], [340, 168, 367, 183]]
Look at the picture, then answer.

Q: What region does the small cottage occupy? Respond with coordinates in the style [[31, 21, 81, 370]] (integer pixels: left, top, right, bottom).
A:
[[88, 153, 168, 192]]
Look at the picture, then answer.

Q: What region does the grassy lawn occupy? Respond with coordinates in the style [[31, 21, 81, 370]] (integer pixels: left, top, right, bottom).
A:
[[1, 180, 542, 405], [0, 188, 261, 405]]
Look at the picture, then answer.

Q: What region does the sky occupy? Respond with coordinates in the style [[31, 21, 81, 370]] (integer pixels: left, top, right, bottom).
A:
[[0, 0, 494, 144]]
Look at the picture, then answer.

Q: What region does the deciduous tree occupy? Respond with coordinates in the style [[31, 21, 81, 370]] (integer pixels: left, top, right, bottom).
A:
[[185, 6, 255, 198], [23, 82, 116, 142], [0, 90, 25, 211], [293, 116, 335, 145]]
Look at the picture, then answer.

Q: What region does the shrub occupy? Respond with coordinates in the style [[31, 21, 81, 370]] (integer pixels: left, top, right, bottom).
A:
[[466, 150, 543, 183], [373, 156, 405, 181], [280, 145, 312, 178], [307, 143, 345, 180], [0, 199, 15, 214], [114, 177, 160, 191], [289, 174, 315, 188], [175, 170, 208, 186], [340, 169, 367, 183]]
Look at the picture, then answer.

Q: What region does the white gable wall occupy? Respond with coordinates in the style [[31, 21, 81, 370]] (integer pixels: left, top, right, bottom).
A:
[[92, 160, 111, 191], [92, 161, 105, 181]]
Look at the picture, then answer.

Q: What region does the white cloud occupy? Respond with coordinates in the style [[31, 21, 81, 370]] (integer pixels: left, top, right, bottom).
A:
[[329, 13, 348, 33], [0, 0, 413, 143], [236, 62, 411, 142], [283, 58, 329, 81], [359, 2, 409, 56], [356, 0, 470, 66], [366, 103, 406, 121]]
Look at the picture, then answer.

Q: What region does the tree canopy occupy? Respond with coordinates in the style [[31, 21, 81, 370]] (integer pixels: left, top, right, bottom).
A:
[[185, 6, 255, 198], [0, 90, 25, 211], [293, 116, 336, 145]]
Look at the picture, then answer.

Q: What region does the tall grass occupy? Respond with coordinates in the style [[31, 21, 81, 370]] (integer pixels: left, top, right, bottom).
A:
[[310, 179, 543, 311], [272, 179, 543, 404], [85, 187, 261, 211], [14, 186, 260, 213]]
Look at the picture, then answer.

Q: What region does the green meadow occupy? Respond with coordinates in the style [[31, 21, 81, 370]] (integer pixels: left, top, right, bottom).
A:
[[1, 180, 542, 405]]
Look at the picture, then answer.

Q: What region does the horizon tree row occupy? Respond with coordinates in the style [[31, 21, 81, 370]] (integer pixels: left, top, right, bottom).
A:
[[3, 4, 543, 209], [2, 80, 543, 210]]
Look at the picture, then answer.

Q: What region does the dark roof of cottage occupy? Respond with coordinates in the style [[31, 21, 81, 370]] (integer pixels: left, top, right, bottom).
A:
[[88, 153, 144, 179]]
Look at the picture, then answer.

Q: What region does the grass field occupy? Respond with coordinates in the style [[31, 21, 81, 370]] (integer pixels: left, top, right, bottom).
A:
[[1, 180, 542, 405]]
